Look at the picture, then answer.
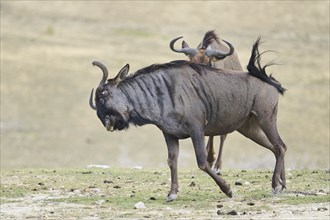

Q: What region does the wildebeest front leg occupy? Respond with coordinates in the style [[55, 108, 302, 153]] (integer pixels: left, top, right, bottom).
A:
[[191, 127, 232, 198], [163, 132, 179, 201]]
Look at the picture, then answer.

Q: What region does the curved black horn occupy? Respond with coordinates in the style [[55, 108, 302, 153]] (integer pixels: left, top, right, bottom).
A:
[[92, 61, 108, 87], [205, 39, 235, 59], [89, 89, 96, 110], [169, 36, 198, 56]]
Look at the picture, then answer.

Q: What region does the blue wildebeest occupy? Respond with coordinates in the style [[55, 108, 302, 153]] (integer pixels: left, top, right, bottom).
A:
[[170, 30, 243, 174], [89, 38, 286, 201]]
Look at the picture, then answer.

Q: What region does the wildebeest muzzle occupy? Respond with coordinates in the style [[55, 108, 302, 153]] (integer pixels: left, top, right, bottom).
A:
[[104, 115, 116, 132]]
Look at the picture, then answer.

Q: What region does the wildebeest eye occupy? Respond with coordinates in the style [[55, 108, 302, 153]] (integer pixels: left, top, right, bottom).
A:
[[101, 90, 108, 96]]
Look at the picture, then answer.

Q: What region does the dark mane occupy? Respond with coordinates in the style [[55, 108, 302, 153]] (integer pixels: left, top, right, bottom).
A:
[[201, 30, 220, 49], [120, 60, 215, 83]]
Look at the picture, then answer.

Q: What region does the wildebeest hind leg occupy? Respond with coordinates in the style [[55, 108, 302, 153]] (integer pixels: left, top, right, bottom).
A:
[[191, 127, 232, 198], [258, 120, 287, 193], [239, 115, 287, 193], [238, 118, 285, 193], [213, 134, 227, 175], [206, 136, 216, 168], [163, 132, 180, 201]]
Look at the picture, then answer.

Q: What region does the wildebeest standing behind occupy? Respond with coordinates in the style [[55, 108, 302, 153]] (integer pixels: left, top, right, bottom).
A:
[[170, 30, 243, 174], [89, 38, 286, 201]]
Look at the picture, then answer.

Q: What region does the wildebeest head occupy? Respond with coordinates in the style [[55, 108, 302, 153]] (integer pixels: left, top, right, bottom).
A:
[[169, 30, 234, 66], [89, 61, 130, 132]]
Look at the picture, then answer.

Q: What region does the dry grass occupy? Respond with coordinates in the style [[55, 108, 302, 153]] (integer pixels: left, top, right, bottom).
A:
[[1, 1, 329, 169]]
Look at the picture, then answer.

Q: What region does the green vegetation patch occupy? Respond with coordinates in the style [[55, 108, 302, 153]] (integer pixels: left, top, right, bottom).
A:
[[1, 168, 329, 218]]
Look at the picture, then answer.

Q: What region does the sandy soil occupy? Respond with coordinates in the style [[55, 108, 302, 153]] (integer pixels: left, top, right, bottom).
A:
[[1, 191, 329, 219]]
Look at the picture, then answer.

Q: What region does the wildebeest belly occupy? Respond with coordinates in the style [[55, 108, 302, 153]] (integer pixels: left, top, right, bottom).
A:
[[204, 116, 248, 136]]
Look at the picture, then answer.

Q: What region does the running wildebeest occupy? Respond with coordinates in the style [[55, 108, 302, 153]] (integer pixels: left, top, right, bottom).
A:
[[170, 30, 243, 174], [89, 38, 286, 201]]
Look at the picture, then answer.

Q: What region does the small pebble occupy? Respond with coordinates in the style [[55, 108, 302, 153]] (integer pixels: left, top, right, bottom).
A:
[[89, 188, 100, 193], [95, 199, 105, 205], [103, 180, 113, 184], [235, 179, 250, 185], [227, 210, 238, 215], [318, 207, 328, 211], [189, 181, 196, 187], [134, 201, 146, 209]]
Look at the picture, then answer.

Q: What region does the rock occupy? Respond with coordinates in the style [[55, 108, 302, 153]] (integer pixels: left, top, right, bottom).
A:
[[235, 179, 250, 186], [103, 180, 113, 184], [95, 199, 105, 205], [227, 210, 238, 215], [247, 202, 255, 206], [235, 180, 243, 185], [217, 204, 223, 208], [90, 188, 101, 193], [318, 207, 328, 211], [189, 181, 196, 187], [134, 201, 146, 209], [217, 210, 225, 215]]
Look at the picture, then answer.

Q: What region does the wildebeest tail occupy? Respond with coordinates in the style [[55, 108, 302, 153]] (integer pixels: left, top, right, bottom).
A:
[[247, 37, 286, 95]]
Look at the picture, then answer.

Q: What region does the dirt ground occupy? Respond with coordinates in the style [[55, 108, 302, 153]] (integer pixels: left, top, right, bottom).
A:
[[1, 194, 329, 219]]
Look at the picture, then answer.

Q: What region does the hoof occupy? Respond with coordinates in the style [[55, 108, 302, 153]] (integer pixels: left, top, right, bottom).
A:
[[272, 185, 283, 194], [166, 194, 177, 202], [225, 189, 233, 198]]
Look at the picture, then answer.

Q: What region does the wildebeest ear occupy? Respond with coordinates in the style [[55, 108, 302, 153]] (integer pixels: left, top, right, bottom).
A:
[[182, 40, 190, 49], [114, 64, 130, 84]]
